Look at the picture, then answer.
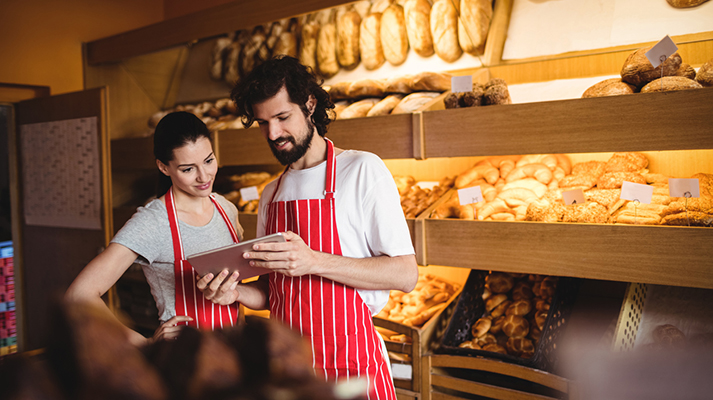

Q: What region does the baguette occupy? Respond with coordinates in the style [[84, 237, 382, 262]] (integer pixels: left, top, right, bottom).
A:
[[337, 11, 361, 70], [391, 91, 440, 114], [317, 21, 340, 78], [338, 98, 380, 119], [360, 13, 386, 70], [299, 21, 320, 72], [381, 4, 410, 66], [403, 0, 434, 57], [367, 94, 405, 116]]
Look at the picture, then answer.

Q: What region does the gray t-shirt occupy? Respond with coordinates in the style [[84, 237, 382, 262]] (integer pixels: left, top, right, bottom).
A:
[[111, 194, 244, 323]]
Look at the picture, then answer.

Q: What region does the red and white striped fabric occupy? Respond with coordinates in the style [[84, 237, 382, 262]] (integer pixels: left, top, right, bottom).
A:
[[165, 187, 241, 330], [266, 139, 396, 399]]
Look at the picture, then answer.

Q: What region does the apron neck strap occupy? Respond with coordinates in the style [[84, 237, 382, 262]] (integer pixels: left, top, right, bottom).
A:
[[165, 187, 184, 261]]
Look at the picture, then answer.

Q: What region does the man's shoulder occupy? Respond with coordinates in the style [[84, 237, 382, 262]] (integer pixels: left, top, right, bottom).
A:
[[339, 149, 386, 168]]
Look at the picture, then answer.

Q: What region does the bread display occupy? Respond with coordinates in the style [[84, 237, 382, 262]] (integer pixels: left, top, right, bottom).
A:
[[445, 78, 511, 109], [696, 58, 713, 87], [621, 46, 682, 88], [456, 272, 559, 359], [375, 271, 461, 330], [640, 76, 703, 93], [395, 175, 455, 218], [359, 12, 386, 70], [430, 0, 462, 63], [146, 98, 244, 135], [220, 171, 279, 213], [458, 0, 493, 56], [336, 10, 361, 70], [380, 4, 410, 66], [403, 0, 434, 57]]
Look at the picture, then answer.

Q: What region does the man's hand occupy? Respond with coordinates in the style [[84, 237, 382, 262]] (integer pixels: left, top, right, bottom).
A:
[[243, 231, 319, 277], [196, 268, 241, 305]]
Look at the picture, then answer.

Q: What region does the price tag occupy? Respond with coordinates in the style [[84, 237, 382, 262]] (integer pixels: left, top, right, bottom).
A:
[[562, 189, 585, 206], [239, 186, 260, 201], [451, 75, 473, 93], [668, 178, 700, 198], [645, 35, 678, 69], [620, 181, 653, 204], [458, 186, 483, 206]]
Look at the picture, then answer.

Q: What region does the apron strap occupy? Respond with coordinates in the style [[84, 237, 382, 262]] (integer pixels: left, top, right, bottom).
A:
[[269, 138, 338, 203], [165, 187, 184, 261]]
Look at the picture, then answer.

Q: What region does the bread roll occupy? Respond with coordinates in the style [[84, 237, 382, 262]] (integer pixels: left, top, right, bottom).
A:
[[381, 4, 410, 66], [640, 76, 703, 93], [502, 315, 529, 338], [562, 202, 609, 224], [490, 315, 505, 334], [490, 300, 511, 318], [486, 272, 515, 294], [471, 317, 492, 338], [391, 91, 440, 114], [696, 58, 713, 87], [299, 21, 320, 72], [328, 81, 351, 101], [512, 282, 534, 301], [338, 98, 380, 119], [483, 83, 511, 105], [430, 0, 462, 62], [347, 79, 386, 98], [403, 0, 434, 57], [597, 172, 646, 189], [676, 63, 696, 80], [360, 13, 385, 70], [506, 337, 534, 357], [384, 75, 413, 94], [506, 300, 532, 317], [485, 293, 508, 313], [458, 0, 492, 55], [666, 0, 710, 7], [621, 47, 682, 88], [210, 35, 234, 80], [337, 11, 361, 70], [317, 21, 340, 78], [582, 78, 636, 98], [367, 94, 404, 116], [353, 0, 372, 18], [475, 332, 497, 347], [459, 340, 481, 349], [411, 71, 452, 92], [482, 343, 508, 355], [605, 152, 648, 173]]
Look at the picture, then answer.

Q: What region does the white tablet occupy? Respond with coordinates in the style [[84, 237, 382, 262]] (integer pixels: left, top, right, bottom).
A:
[[187, 233, 285, 281]]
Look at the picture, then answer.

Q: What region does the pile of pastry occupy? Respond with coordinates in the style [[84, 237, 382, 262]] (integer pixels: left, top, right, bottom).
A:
[[147, 98, 243, 134], [582, 49, 711, 98], [432, 154, 572, 221], [458, 272, 558, 359], [375, 272, 460, 331], [526, 153, 713, 227], [210, 0, 493, 84], [329, 71, 451, 119], [444, 77, 512, 108], [395, 175, 455, 218], [221, 171, 280, 212]]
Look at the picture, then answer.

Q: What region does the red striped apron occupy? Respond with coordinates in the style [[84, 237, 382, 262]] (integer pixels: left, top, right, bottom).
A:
[[265, 140, 396, 399], [165, 187, 241, 329]]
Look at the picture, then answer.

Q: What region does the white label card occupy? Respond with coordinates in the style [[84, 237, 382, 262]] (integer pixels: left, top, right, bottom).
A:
[[645, 35, 679, 69], [451, 75, 473, 93], [458, 186, 483, 206], [562, 189, 585, 206], [620, 181, 654, 204], [239, 186, 260, 201], [668, 178, 700, 198]]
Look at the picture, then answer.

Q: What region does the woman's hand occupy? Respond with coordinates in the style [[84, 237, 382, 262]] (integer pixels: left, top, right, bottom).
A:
[[196, 268, 241, 305], [151, 315, 194, 343]]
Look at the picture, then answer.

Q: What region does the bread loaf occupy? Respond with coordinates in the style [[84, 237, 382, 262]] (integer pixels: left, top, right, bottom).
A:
[[430, 0, 462, 62], [666, 0, 710, 7], [384, 75, 413, 93], [299, 21, 320, 72], [502, 315, 529, 338], [367, 94, 404, 116], [328, 81, 351, 101], [620, 46, 682, 88], [403, 0, 434, 57], [582, 78, 636, 98], [486, 272, 515, 293], [562, 202, 608, 224], [210, 35, 234, 80], [472, 318, 492, 337], [676, 63, 696, 80], [381, 4, 410, 66], [458, 0, 492, 55], [347, 79, 386, 98], [370, 0, 393, 14], [223, 40, 242, 84], [317, 21, 340, 78], [483, 80, 511, 105], [338, 98, 380, 119], [272, 31, 298, 58], [411, 71, 452, 92], [353, 0, 372, 18], [640, 76, 703, 93], [391, 91, 440, 114], [359, 13, 385, 70], [337, 11, 361, 70], [239, 27, 267, 77], [696, 58, 713, 87]]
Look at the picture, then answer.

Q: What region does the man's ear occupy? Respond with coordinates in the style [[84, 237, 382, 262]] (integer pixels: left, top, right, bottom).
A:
[[306, 95, 317, 116], [156, 159, 170, 176]]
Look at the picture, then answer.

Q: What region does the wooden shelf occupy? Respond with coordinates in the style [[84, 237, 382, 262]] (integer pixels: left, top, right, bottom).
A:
[[424, 219, 713, 290], [422, 88, 713, 158], [111, 136, 155, 170]]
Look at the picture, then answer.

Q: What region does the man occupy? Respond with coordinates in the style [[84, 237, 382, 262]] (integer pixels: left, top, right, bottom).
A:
[[198, 56, 418, 399]]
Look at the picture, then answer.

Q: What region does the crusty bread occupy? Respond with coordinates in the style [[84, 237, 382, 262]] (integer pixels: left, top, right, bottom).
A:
[[403, 0, 434, 57], [317, 21, 340, 78], [347, 79, 386, 98], [605, 152, 648, 173], [430, 0, 462, 62], [299, 21, 320, 72], [366, 94, 404, 116], [338, 98, 380, 119], [666, 0, 710, 7], [391, 91, 440, 114], [359, 13, 385, 70], [641, 76, 703, 93], [458, 0, 493, 55], [582, 78, 636, 98], [597, 172, 646, 189], [696, 58, 713, 87], [384, 75, 413, 94], [675, 63, 696, 80], [381, 4, 410, 66], [328, 81, 351, 101], [411, 71, 453, 92], [502, 315, 529, 338], [336, 11, 361, 70], [620, 46, 682, 88]]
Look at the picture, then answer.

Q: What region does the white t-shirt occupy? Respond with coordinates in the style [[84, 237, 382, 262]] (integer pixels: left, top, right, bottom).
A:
[[257, 149, 415, 315]]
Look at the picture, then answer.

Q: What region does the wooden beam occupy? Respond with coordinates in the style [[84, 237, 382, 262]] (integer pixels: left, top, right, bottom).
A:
[[85, 0, 355, 65], [0, 83, 50, 103]]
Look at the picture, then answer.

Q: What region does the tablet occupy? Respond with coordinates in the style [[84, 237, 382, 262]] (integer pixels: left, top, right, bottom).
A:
[[187, 233, 285, 280]]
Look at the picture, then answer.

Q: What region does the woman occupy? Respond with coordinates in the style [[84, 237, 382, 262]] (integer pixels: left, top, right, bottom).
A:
[[66, 111, 244, 346]]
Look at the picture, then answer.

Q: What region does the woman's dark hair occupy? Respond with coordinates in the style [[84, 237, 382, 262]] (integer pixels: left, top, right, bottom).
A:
[[230, 55, 335, 137], [153, 111, 212, 197]]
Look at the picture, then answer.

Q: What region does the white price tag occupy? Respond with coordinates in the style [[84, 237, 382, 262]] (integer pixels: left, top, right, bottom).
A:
[[562, 189, 585, 206], [620, 181, 654, 204], [451, 75, 473, 93], [239, 186, 260, 201], [645, 35, 678, 69], [458, 186, 483, 206], [668, 178, 700, 198]]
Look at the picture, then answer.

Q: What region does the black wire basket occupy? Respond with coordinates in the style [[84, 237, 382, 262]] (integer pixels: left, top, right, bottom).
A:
[[437, 269, 581, 373]]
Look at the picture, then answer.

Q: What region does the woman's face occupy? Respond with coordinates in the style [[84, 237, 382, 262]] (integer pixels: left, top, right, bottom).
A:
[[158, 137, 217, 198]]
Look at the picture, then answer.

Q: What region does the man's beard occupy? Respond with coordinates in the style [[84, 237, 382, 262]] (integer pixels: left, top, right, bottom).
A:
[[269, 118, 315, 166]]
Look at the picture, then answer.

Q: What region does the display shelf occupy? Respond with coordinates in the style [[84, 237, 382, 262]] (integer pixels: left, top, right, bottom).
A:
[[422, 88, 713, 158], [424, 219, 713, 290]]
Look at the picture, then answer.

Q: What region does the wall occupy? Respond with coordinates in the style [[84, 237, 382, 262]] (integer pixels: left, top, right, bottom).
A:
[[0, 0, 163, 96], [163, 0, 234, 19]]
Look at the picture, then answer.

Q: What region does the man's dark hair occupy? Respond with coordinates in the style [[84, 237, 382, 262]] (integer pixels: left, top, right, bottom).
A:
[[231, 55, 335, 137]]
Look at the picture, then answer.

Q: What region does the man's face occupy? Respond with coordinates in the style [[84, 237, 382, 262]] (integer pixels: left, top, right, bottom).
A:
[[252, 87, 315, 166]]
